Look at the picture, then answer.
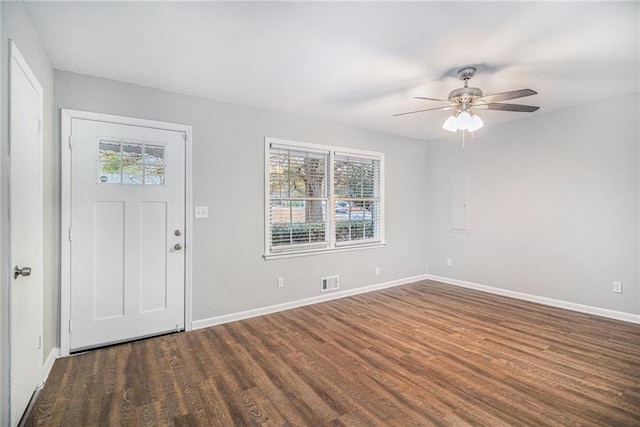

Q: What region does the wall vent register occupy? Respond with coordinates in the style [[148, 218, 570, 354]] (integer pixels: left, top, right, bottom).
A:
[[321, 275, 340, 292]]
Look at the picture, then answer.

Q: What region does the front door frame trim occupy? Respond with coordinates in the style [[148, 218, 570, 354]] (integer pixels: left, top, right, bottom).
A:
[[60, 109, 193, 356]]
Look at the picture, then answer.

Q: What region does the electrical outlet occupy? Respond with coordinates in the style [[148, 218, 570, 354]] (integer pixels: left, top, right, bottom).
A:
[[195, 206, 209, 219], [612, 281, 622, 293], [446, 258, 452, 266], [277, 277, 284, 288], [375, 267, 381, 276]]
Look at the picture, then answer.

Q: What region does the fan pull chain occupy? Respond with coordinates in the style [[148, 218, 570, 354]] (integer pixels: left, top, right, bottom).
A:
[[460, 130, 475, 148]]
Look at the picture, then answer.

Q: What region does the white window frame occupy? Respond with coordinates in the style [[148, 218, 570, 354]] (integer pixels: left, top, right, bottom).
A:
[[264, 137, 385, 260]]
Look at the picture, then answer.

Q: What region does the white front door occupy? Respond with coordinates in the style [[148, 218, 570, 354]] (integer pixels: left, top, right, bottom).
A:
[[9, 42, 44, 426], [69, 118, 186, 351]]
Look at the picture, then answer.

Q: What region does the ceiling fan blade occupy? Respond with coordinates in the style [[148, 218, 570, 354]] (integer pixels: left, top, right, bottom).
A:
[[480, 103, 540, 112], [393, 105, 455, 117], [414, 96, 451, 103], [479, 89, 537, 103]]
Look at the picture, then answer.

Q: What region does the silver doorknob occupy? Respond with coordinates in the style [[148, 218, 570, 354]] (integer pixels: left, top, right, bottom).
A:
[[14, 266, 32, 279], [174, 243, 183, 251]]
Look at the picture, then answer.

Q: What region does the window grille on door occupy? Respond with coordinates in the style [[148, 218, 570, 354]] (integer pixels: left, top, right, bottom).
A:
[[98, 139, 165, 185]]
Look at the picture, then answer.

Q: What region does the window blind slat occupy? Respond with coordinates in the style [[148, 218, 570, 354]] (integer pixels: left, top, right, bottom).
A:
[[270, 143, 330, 156]]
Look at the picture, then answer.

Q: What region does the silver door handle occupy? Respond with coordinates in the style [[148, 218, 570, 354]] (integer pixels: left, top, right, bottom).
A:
[[174, 243, 183, 251], [14, 266, 32, 279]]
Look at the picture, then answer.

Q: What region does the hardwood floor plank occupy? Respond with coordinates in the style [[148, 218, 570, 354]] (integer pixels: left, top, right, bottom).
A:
[[225, 320, 341, 425], [25, 280, 640, 426]]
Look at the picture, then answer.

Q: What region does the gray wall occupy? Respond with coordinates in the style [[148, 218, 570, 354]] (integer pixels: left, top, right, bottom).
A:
[[427, 94, 639, 316], [54, 70, 429, 323], [1, 2, 55, 424], [5, 9, 638, 425]]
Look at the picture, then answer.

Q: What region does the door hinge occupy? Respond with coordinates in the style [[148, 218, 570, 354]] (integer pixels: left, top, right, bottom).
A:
[[68, 320, 72, 333], [37, 118, 42, 135], [68, 228, 72, 241], [182, 133, 186, 141], [38, 335, 42, 350], [68, 136, 73, 149]]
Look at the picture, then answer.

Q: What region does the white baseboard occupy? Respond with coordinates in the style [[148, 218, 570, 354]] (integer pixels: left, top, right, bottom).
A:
[[192, 274, 429, 330], [426, 274, 640, 324], [39, 347, 60, 387]]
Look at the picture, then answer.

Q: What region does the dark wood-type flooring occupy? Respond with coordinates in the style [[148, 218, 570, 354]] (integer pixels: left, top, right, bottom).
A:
[[26, 281, 640, 426]]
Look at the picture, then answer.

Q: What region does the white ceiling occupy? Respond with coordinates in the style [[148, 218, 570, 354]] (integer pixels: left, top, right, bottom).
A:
[[23, 1, 639, 141]]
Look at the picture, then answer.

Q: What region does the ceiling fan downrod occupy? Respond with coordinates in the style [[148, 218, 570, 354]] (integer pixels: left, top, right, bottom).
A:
[[449, 67, 483, 103]]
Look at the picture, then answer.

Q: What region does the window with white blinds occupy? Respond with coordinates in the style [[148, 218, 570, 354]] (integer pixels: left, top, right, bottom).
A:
[[334, 153, 381, 246], [268, 145, 329, 251], [265, 138, 385, 258]]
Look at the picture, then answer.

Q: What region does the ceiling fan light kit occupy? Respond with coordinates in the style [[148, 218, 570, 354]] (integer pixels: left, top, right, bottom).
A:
[[442, 110, 484, 133], [395, 66, 539, 146]]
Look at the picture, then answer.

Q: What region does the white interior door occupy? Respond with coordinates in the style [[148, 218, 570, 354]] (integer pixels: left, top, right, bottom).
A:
[[69, 118, 185, 351], [9, 42, 44, 426]]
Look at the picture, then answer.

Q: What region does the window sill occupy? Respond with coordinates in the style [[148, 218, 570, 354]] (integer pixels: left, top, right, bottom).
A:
[[264, 242, 387, 260]]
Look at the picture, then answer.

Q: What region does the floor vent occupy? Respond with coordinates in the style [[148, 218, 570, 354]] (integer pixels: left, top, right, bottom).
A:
[[321, 275, 340, 292]]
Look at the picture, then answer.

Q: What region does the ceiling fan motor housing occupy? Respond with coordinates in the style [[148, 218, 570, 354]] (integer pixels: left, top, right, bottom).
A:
[[449, 66, 483, 105], [448, 86, 483, 104]]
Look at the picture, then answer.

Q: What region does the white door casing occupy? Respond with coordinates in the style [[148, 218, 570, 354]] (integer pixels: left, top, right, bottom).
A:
[[9, 41, 44, 426], [60, 111, 193, 354]]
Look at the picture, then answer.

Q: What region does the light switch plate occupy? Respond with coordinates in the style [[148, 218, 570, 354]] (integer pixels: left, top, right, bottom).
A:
[[195, 206, 209, 219]]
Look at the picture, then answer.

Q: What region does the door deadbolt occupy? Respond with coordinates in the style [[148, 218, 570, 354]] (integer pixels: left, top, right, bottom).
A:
[[174, 243, 183, 251], [14, 266, 32, 279], [174, 229, 182, 236]]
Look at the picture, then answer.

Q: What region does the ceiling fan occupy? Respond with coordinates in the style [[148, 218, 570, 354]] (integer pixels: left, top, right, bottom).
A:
[[394, 66, 539, 134]]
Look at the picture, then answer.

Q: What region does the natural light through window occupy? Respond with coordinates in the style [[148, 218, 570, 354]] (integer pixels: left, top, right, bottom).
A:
[[98, 139, 165, 185], [265, 137, 384, 258]]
